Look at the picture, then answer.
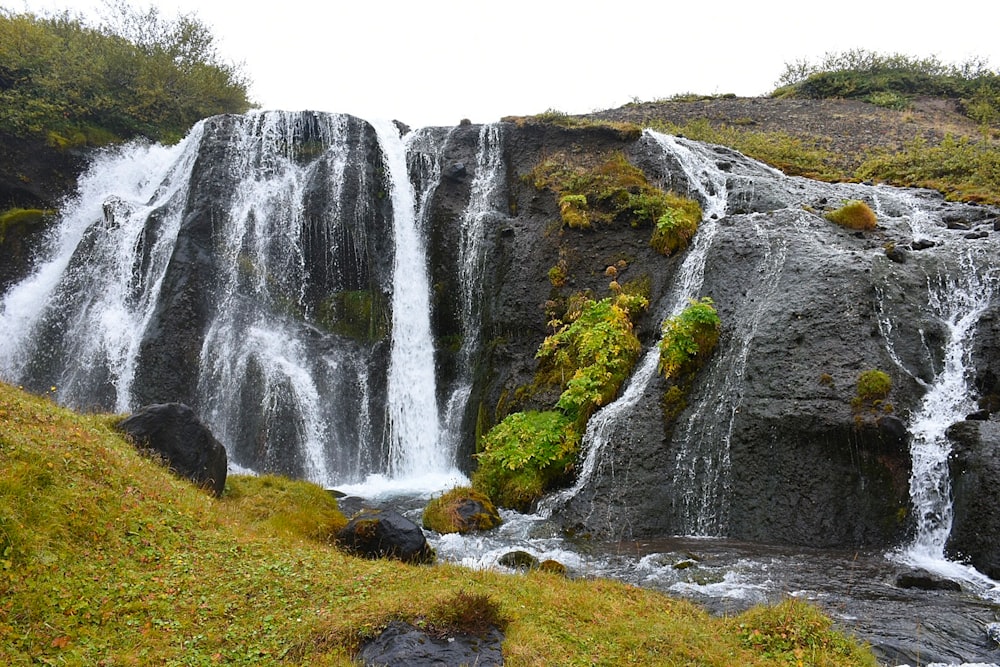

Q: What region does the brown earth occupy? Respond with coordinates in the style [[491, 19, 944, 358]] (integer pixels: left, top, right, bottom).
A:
[[587, 96, 984, 172]]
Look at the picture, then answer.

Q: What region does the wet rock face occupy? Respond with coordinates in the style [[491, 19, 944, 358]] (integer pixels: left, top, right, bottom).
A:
[[947, 421, 1000, 579]]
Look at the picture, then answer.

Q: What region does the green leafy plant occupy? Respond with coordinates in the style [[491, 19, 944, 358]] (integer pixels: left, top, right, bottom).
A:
[[659, 297, 722, 380], [650, 199, 701, 255], [824, 200, 877, 231]]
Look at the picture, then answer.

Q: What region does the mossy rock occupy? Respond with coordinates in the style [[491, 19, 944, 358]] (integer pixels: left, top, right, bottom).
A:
[[422, 486, 502, 534], [825, 200, 877, 231], [538, 559, 567, 575]]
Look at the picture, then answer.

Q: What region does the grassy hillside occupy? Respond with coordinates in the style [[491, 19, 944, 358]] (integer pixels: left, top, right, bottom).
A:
[[0, 382, 878, 665]]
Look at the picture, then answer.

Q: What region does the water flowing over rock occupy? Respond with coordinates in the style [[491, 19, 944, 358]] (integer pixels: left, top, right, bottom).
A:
[[2, 113, 999, 574]]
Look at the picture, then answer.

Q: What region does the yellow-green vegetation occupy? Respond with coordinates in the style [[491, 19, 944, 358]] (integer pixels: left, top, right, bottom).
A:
[[659, 298, 722, 425], [0, 207, 54, 242], [824, 200, 878, 231], [422, 486, 502, 534], [0, 6, 253, 145], [857, 135, 1000, 204], [773, 49, 1000, 128], [649, 196, 702, 255], [501, 108, 642, 140], [0, 381, 878, 665], [852, 369, 893, 424], [530, 152, 702, 240], [646, 118, 845, 181], [659, 297, 722, 380], [474, 290, 648, 510]]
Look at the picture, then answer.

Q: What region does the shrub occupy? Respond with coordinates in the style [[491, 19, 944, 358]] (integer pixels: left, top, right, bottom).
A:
[[422, 486, 501, 534], [472, 410, 578, 511], [659, 297, 721, 380], [649, 198, 701, 255], [825, 200, 877, 231]]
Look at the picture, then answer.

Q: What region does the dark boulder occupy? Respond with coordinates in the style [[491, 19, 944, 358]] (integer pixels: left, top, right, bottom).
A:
[[358, 620, 504, 667], [422, 487, 502, 534], [896, 570, 962, 592], [337, 509, 435, 564], [497, 550, 539, 571], [117, 403, 227, 497], [947, 421, 1000, 578]]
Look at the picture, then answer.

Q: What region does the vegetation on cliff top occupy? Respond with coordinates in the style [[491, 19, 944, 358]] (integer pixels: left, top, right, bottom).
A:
[[0, 381, 878, 665], [0, 4, 254, 146]]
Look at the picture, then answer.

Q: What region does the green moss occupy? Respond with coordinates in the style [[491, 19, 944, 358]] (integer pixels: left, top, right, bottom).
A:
[[825, 200, 878, 231], [856, 370, 891, 401], [316, 289, 390, 342], [0, 208, 54, 243], [422, 486, 501, 534], [531, 152, 700, 234]]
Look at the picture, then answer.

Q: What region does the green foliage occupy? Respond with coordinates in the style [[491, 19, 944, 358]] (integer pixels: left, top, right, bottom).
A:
[[649, 197, 701, 255], [773, 49, 1000, 129], [538, 292, 647, 424], [531, 152, 700, 234], [475, 291, 648, 510], [857, 135, 1000, 204], [0, 5, 253, 145], [0, 207, 54, 242], [659, 297, 721, 380], [472, 410, 579, 511], [824, 200, 878, 231], [422, 486, 501, 534]]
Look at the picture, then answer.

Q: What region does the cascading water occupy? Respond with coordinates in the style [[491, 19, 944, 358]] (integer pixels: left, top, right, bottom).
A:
[[0, 111, 466, 491], [0, 129, 204, 410], [440, 123, 507, 454], [373, 118, 449, 480], [898, 251, 999, 582]]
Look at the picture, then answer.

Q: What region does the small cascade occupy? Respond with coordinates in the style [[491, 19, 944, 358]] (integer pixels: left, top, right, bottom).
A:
[[905, 251, 997, 561], [372, 118, 446, 479], [440, 123, 507, 453]]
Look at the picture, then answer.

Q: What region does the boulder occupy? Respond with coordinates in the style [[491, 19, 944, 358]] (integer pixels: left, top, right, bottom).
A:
[[117, 403, 227, 497], [895, 570, 962, 592], [358, 620, 504, 667], [337, 509, 434, 564], [497, 550, 539, 571], [422, 487, 502, 534]]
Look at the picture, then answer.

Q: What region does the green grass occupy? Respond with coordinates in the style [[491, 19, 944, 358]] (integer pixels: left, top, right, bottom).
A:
[[0, 381, 878, 665]]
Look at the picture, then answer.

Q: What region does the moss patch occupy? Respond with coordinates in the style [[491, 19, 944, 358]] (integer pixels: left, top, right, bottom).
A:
[[422, 486, 502, 534], [825, 200, 878, 231]]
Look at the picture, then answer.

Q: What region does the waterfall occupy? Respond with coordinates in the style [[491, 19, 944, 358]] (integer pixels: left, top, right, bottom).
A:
[[905, 251, 997, 560], [0, 111, 469, 491], [440, 123, 507, 454], [372, 118, 448, 479], [0, 129, 204, 410]]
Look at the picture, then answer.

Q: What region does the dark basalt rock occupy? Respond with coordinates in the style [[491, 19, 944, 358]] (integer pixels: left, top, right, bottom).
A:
[[947, 421, 1000, 579], [117, 402, 227, 497], [358, 620, 504, 667], [498, 550, 539, 571], [337, 509, 435, 564], [896, 571, 962, 591]]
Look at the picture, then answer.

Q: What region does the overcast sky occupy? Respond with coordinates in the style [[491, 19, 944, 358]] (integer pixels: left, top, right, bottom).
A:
[[11, 0, 1000, 128]]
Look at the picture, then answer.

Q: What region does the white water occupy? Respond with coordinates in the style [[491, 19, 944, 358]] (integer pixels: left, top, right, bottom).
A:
[[440, 123, 507, 456], [372, 119, 454, 482], [892, 250, 1000, 600], [0, 130, 203, 409]]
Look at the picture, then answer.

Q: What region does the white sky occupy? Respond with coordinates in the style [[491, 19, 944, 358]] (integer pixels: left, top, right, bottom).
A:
[[11, 0, 1000, 129]]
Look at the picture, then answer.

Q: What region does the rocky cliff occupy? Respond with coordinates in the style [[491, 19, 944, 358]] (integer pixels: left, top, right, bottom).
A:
[[2, 109, 998, 572]]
